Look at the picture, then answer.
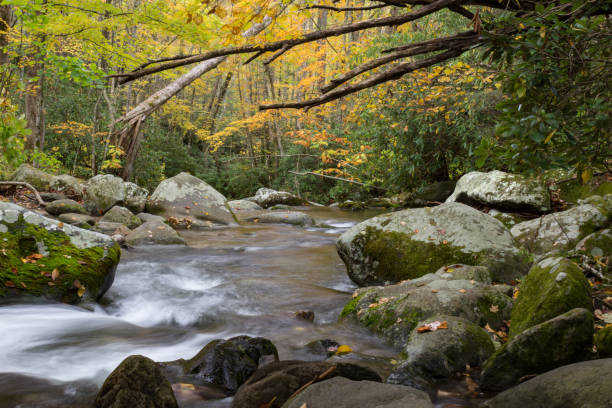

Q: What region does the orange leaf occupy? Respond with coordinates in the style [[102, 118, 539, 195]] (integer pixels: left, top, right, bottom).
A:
[[4, 281, 15, 288], [51, 268, 59, 281]]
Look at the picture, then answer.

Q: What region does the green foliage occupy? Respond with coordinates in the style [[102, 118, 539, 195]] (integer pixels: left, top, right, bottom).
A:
[[480, 0, 611, 175]]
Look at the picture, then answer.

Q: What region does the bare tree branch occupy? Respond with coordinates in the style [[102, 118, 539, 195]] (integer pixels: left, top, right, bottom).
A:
[[302, 4, 389, 12], [0, 182, 47, 206]]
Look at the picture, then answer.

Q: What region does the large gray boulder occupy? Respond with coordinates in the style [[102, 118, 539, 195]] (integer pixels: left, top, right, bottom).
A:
[[101, 206, 142, 229], [161, 336, 278, 394], [252, 187, 304, 208], [124, 182, 148, 214], [94, 355, 178, 408], [480, 308, 594, 392], [446, 170, 551, 213], [509, 257, 592, 338], [124, 220, 185, 246], [510, 195, 611, 255], [388, 315, 494, 386], [83, 174, 127, 215], [49, 174, 84, 198], [245, 211, 315, 227], [146, 172, 235, 228], [9, 163, 54, 191], [282, 376, 433, 408], [0, 202, 119, 304], [340, 274, 513, 348], [337, 202, 529, 286], [482, 358, 612, 408]]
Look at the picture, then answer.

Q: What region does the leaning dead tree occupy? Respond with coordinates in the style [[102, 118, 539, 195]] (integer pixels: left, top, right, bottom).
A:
[[111, 0, 606, 178]]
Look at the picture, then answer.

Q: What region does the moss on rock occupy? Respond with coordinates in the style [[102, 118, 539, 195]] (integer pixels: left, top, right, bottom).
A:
[[509, 257, 592, 338], [595, 326, 612, 357]]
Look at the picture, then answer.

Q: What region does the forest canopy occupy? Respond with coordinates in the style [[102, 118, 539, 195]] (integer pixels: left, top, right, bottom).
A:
[[1, 0, 610, 202]]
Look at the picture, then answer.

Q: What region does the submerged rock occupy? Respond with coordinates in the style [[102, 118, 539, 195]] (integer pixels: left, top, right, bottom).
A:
[[45, 199, 87, 216], [0, 202, 119, 304], [232, 360, 381, 408], [9, 163, 54, 191], [509, 257, 592, 338], [94, 355, 177, 408], [336, 202, 528, 286], [480, 308, 594, 391], [100, 206, 141, 229], [482, 358, 612, 408], [146, 172, 235, 228], [340, 275, 512, 348], [510, 195, 610, 255], [246, 211, 315, 227], [124, 220, 185, 246], [161, 336, 278, 395], [446, 170, 551, 213], [282, 376, 433, 408], [389, 315, 494, 386], [252, 187, 303, 208]]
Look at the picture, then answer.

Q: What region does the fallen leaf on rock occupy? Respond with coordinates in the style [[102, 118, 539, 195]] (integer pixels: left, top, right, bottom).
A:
[[77, 260, 87, 265], [337, 345, 352, 354], [57, 222, 64, 228], [442, 239, 448, 245], [51, 268, 59, 281], [484, 324, 495, 333], [77, 286, 86, 297], [490, 305, 499, 313], [73, 279, 82, 288], [48, 282, 55, 286], [4, 281, 15, 288], [20, 282, 27, 288], [459, 288, 466, 293], [431, 289, 438, 293], [11, 267, 18, 275], [417, 320, 448, 333], [30, 253, 44, 259]]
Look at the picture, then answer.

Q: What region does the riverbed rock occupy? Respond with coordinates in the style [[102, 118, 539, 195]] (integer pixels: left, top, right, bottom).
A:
[[161, 336, 278, 394], [94, 355, 178, 408], [446, 170, 551, 213], [146, 172, 235, 228], [136, 212, 165, 223], [83, 174, 127, 215], [228, 199, 263, 211], [45, 199, 87, 216], [94, 221, 127, 235], [575, 229, 611, 276], [510, 195, 611, 255], [482, 358, 612, 408], [124, 220, 185, 246], [252, 187, 303, 208], [57, 213, 95, 228], [340, 275, 512, 348], [246, 211, 315, 227], [405, 181, 457, 207], [100, 206, 141, 229], [281, 376, 433, 408], [509, 257, 592, 338], [337, 202, 528, 286], [388, 315, 494, 386], [9, 163, 54, 191], [232, 360, 381, 408], [433, 264, 492, 284], [0, 202, 119, 304], [124, 182, 148, 214], [480, 308, 594, 391], [488, 209, 529, 229], [49, 174, 84, 198]]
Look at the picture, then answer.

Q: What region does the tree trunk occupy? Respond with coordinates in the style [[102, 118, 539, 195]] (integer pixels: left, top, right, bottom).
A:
[[208, 71, 233, 135], [0, 5, 12, 65], [24, 62, 45, 150]]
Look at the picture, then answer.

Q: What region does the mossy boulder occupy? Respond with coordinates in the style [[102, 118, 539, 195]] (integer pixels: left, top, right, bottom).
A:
[[509, 257, 592, 338], [146, 172, 236, 228], [338, 200, 367, 210], [388, 315, 494, 386], [511, 196, 611, 255], [83, 174, 127, 215], [433, 264, 492, 284], [245, 211, 315, 227], [160, 336, 278, 394], [483, 358, 612, 408], [101, 206, 142, 229], [9, 163, 54, 191], [232, 360, 381, 408], [45, 199, 87, 216], [124, 220, 185, 246], [340, 275, 513, 348], [0, 202, 119, 304], [94, 355, 178, 408], [595, 326, 612, 357], [252, 187, 304, 208], [446, 170, 551, 213], [480, 308, 594, 391], [337, 202, 528, 286], [49, 174, 84, 199], [282, 377, 433, 408]]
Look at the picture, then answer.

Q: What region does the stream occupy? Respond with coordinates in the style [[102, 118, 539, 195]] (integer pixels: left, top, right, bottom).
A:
[[0, 207, 411, 408]]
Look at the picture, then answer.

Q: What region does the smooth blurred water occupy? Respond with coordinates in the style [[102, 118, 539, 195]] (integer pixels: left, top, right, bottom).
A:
[[0, 207, 395, 407]]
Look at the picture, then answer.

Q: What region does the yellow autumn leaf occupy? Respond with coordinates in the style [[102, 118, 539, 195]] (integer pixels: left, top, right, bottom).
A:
[[336, 345, 352, 354], [77, 286, 86, 297]]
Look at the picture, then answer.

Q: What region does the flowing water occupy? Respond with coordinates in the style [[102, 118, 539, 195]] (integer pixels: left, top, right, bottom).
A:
[[0, 207, 409, 407]]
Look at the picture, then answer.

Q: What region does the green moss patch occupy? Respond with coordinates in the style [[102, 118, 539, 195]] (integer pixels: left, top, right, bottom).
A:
[[0, 215, 120, 303]]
